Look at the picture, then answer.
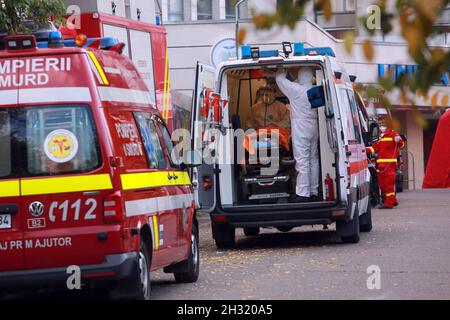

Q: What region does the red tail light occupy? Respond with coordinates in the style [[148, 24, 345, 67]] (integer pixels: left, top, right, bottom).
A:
[[103, 191, 125, 223]]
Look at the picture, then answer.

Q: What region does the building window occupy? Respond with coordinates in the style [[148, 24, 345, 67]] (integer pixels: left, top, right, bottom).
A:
[[226, 0, 236, 19], [168, 0, 184, 22], [197, 0, 213, 20]]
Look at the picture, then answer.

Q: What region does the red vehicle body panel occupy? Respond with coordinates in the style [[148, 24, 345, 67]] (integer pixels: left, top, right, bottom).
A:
[[0, 39, 194, 283], [64, 13, 174, 132]]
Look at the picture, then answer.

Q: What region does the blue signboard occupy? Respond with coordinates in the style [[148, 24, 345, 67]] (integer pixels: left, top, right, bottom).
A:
[[378, 64, 449, 85]]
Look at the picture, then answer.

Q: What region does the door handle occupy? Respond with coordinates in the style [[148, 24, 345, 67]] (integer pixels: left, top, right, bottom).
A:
[[0, 204, 18, 214]]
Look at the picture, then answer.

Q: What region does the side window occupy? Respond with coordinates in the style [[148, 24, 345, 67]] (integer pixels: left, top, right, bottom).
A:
[[346, 91, 362, 143], [154, 116, 180, 168], [134, 112, 167, 169]]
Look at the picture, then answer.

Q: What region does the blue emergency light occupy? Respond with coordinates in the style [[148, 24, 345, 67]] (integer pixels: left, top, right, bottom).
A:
[[48, 31, 64, 48], [37, 35, 119, 49], [241, 42, 336, 60]]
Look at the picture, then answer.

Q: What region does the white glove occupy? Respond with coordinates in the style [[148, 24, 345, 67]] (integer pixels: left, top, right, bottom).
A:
[[394, 135, 402, 143]]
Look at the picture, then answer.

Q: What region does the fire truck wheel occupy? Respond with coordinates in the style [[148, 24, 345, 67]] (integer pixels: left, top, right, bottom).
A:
[[135, 239, 151, 300], [359, 202, 373, 232], [174, 222, 200, 283], [243, 227, 260, 236], [338, 208, 360, 244]]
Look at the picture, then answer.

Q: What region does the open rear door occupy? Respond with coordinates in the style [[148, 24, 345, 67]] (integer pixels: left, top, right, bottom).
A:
[[191, 62, 216, 212]]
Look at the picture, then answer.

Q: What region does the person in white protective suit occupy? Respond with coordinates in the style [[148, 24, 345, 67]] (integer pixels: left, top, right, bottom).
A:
[[274, 67, 320, 202]]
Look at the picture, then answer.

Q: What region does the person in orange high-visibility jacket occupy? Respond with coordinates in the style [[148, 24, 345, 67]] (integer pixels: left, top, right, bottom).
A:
[[366, 127, 405, 209]]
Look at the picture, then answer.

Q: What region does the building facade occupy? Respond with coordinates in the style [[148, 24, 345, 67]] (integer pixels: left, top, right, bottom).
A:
[[65, 0, 449, 190], [158, 0, 450, 190]]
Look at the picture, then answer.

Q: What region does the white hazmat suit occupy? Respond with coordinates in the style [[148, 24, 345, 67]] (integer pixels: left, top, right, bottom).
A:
[[276, 68, 319, 198]]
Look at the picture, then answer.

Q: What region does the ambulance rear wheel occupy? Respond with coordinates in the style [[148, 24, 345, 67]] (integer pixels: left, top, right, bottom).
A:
[[212, 223, 235, 249], [135, 239, 151, 300], [338, 207, 360, 244], [359, 202, 373, 233], [174, 222, 200, 283], [243, 227, 260, 236]]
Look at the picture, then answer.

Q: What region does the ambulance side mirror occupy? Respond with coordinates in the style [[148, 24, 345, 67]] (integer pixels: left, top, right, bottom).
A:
[[180, 150, 202, 170]]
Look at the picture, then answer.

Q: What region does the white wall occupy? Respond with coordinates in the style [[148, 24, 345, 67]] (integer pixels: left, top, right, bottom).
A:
[[165, 18, 436, 97]]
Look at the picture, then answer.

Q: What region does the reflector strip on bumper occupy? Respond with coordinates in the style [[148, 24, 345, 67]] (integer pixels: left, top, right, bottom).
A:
[[0, 180, 20, 198], [120, 172, 191, 190], [21, 174, 113, 196]]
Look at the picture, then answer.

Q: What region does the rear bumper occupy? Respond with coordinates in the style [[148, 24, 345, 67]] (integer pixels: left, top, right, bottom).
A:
[[0, 252, 139, 296], [211, 202, 349, 228]]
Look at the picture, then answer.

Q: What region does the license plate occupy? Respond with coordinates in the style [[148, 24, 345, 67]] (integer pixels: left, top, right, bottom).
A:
[[0, 214, 12, 229]]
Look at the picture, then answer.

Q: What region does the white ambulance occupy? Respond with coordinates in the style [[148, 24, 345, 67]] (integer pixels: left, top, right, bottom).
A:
[[190, 42, 372, 248]]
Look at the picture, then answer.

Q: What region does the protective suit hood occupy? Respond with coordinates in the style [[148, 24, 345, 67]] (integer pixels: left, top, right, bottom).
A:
[[298, 68, 314, 85]]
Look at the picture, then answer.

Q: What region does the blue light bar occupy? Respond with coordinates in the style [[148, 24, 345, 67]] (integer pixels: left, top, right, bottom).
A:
[[293, 42, 304, 56], [241, 45, 251, 59], [37, 37, 119, 49], [259, 50, 279, 58], [304, 47, 335, 57]]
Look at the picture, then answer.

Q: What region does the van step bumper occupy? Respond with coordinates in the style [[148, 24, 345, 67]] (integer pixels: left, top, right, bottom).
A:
[[0, 252, 139, 295], [229, 218, 334, 228]]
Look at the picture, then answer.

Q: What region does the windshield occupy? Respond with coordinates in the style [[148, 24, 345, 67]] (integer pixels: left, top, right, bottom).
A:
[[0, 105, 101, 178]]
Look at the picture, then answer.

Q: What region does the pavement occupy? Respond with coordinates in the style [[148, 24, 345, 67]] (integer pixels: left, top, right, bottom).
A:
[[150, 189, 450, 300]]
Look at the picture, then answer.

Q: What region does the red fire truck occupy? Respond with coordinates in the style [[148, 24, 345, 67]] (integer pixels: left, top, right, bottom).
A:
[[61, 12, 178, 132], [0, 31, 199, 299]]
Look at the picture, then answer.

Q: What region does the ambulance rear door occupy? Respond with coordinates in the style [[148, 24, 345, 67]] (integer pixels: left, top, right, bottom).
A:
[[191, 62, 216, 212], [0, 57, 24, 271], [17, 53, 113, 270]]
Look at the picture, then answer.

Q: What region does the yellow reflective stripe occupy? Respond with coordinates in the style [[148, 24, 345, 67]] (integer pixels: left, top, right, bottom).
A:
[[377, 159, 398, 163], [152, 216, 159, 250], [21, 174, 113, 196], [176, 172, 191, 185], [380, 138, 393, 142], [369, 147, 375, 154], [0, 180, 20, 198], [386, 193, 395, 197], [120, 171, 191, 190], [88, 51, 109, 85]]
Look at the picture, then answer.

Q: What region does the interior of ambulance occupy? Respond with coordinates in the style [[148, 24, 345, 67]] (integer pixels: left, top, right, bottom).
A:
[[219, 63, 338, 207]]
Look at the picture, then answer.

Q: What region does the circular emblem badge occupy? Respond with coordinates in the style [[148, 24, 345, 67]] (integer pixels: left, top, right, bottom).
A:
[[210, 38, 237, 68], [44, 129, 79, 163], [29, 201, 44, 217]]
